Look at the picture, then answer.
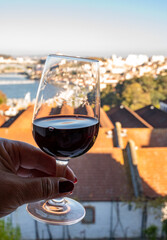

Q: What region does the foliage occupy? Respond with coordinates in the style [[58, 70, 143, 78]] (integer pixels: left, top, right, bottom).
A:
[[162, 219, 167, 239], [0, 90, 7, 104], [121, 82, 151, 110], [100, 85, 119, 107], [71, 70, 77, 75], [100, 74, 167, 110], [0, 218, 21, 240], [144, 225, 158, 240], [103, 105, 110, 112], [128, 195, 167, 210]]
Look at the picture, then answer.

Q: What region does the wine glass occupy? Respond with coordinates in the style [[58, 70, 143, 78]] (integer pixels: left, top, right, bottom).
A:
[[27, 54, 100, 225]]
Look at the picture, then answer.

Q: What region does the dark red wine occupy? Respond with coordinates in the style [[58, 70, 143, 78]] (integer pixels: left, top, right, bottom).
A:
[[33, 115, 99, 158]]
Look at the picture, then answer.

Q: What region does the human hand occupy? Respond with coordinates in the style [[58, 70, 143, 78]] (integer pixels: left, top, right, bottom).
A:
[[0, 138, 76, 217]]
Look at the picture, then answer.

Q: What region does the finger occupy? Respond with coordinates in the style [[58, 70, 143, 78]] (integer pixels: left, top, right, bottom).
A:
[[65, 166, 77, 183], [15, 141, 57, 175], [4, 139, 76, 182], [20, 177, 74, 204], [17, 166, 77, 183], [17, 167, 50, 178], [14, 141, 77, 182]]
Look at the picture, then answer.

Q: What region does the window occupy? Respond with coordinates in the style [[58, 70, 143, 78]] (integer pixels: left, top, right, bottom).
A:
[[82, 206, 95, 224]]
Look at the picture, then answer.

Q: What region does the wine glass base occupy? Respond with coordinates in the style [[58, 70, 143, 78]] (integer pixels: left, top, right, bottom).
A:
[[26, 197, 85, 225]]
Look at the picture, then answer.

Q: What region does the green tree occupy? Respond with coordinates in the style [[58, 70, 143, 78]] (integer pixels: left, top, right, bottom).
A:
[[136, 75, 167, 106], [101, 85, 119, 107], [101, 74, 167, 111], [162, 219, 167, 239], [121, 82, 151, 110], [0, 218, 21, 240], [137, 75, 155, 93], [144, 225, 158, 240], [156, 75, 167, 101], [0, 90, 7, 104]]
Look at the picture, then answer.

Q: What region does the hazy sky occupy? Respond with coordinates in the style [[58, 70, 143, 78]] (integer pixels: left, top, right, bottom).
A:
[[0, 0, 167, 57]]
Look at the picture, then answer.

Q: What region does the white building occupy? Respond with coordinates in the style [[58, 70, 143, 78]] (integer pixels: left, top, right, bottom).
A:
[[7, 201, 162, 239], [151, 55, 165, 63], [126, 54, 148, 67]]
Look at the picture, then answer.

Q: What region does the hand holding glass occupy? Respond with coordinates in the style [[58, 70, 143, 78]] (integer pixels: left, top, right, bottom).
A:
[[27, 55, 100, 225]]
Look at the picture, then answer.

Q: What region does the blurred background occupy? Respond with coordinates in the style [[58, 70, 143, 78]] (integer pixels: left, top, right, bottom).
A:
[[0, 0, 167, 239]]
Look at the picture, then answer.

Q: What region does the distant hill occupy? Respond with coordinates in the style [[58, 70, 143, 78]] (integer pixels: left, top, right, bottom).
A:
[[0, 54, 12, 59]]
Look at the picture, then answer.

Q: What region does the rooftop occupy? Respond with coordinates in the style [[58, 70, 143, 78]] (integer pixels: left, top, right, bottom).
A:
[[137, 148, 167, 198], [122, 128, 167, 148], [136, 105, 167, 128], [70, 150, 133, 201], [107, 105, 153, 128], [100, 108, 114, 128], [0, 104, 167, 201]]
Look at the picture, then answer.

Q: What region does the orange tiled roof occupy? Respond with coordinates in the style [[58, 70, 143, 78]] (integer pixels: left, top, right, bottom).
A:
[[70, 150, 133, 201], [36, 104, 52, 119], [122, 128, 167, 148], [0, 106, 131, 201], [0, 105, 167, 200], [100, 108, 114, 128], [107, 105, 153, 128], [89, 127, 114, 152], [0, 115, 6, 126], [9, 105, 33, 129], [60, 103, 74, 115], [136, 105, 167, 128], [0, 104, 10, 112], [2, 109, 25, 128], [137, 148, 167, 197]]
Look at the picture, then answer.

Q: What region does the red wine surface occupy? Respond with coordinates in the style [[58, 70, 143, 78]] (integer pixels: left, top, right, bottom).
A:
[[33, 115, 99, 158]]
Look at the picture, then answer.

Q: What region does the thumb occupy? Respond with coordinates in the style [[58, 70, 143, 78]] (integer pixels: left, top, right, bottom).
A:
[[19, 177, 74, 204]]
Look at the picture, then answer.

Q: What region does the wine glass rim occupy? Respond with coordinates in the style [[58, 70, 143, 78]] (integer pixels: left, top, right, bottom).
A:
[[47, 54, 99, 63]]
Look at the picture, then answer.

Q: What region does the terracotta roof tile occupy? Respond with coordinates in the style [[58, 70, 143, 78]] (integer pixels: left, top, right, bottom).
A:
[[0, 106, 167, 200], [60, 103, 74, 115], [9, 105, 33, 129], [100, 108, 114, 128], [0, 128, 36, 146], [0, 115, 6, 126], [0, 117, 132, 201], [1, 110, 25, 128], [0, 104, 10, 111], [136, 105, 167, 128], [107, 105, 152, 128], [122, 128, 167, 148], [74, 105, 89, 115], [0, 106, 131, 200], [69, 150, 133, 201], [89, 127, 114, 152], [36, 104, 52, 119], [85, 104, 94, 117], [137, 148, 167, 197], [51, 104, 94, 117]]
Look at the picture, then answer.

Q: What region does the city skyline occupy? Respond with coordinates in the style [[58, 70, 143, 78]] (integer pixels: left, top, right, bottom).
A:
[[0, 0, 167, 57]]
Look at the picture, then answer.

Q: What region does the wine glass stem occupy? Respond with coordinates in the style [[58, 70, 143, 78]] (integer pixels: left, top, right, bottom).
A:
[[54, 159, 69, 202], [43, 159, 70, 213], [55, 159, 69, 177]]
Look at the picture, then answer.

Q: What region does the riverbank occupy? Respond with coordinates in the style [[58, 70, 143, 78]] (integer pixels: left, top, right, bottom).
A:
[[0, 73, 39, 99]]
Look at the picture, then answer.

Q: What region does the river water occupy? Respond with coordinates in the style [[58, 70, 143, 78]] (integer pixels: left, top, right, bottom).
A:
[[0, 73, 39, 99]]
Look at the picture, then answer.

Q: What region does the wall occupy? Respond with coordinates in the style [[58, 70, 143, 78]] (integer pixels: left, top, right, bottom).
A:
[[5, 201, 163, 239]]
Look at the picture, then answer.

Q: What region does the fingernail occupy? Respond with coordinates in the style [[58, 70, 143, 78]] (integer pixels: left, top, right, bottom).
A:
[[59, 180, 74, 193], [74, 177, 78, 184]]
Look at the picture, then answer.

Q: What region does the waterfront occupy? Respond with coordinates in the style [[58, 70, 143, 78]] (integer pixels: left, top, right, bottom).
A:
[[0, 73, 39, 99]]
